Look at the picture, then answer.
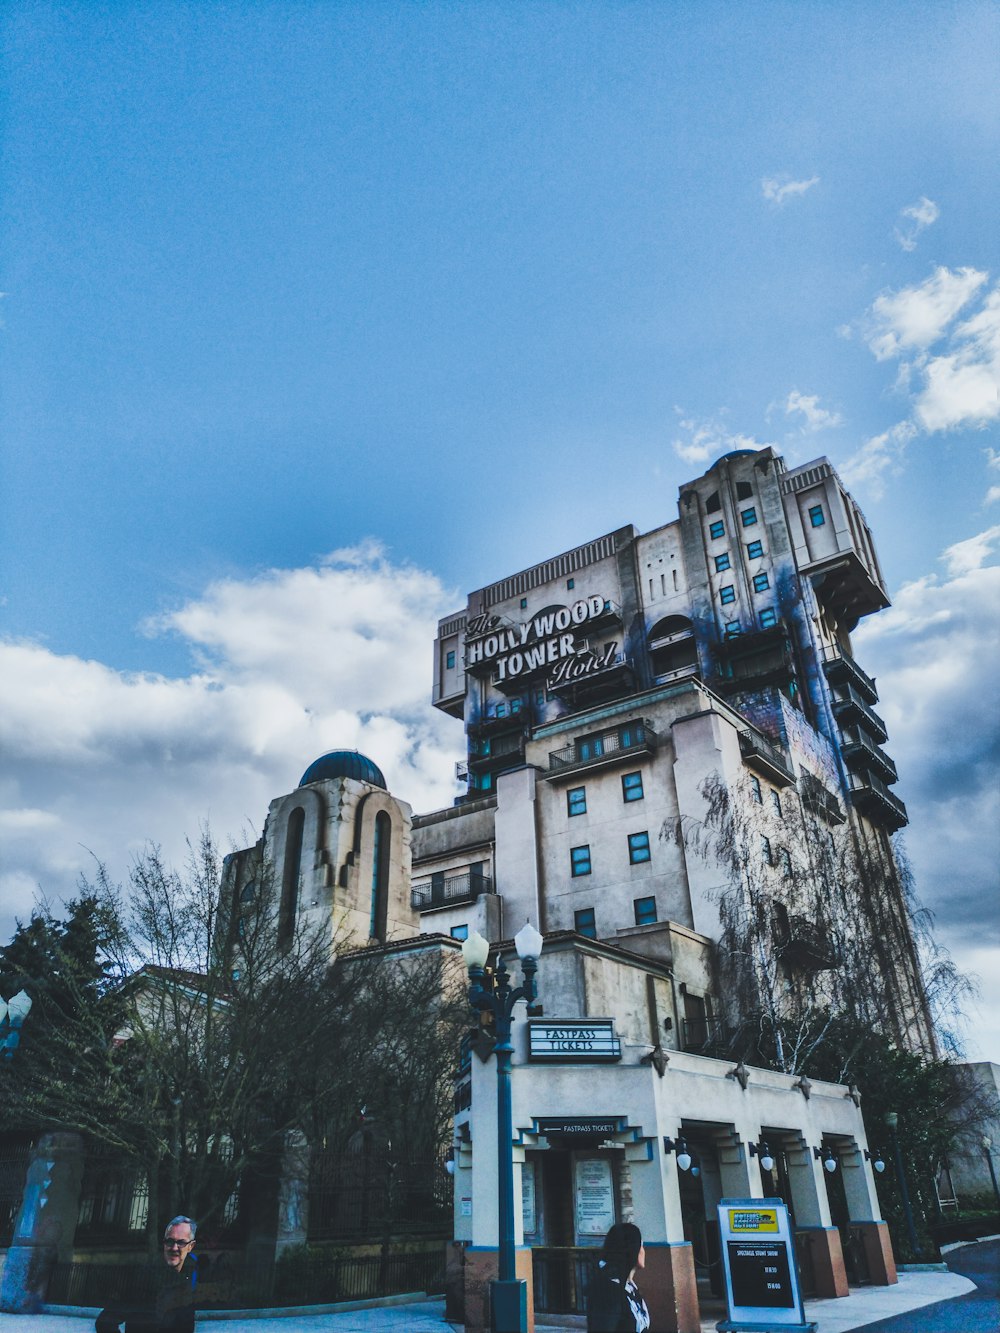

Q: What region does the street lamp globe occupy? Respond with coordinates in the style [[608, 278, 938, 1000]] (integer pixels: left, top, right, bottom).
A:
[[513, 921, 543, 963], [462, 929, 491, 971]]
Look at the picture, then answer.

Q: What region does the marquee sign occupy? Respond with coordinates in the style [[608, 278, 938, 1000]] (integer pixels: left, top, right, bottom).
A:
[[528, 1019, 622, 1063], [716, 1198, 815, 1332], [536, 1117, 621, 1141], [465, 599, 619, 687]]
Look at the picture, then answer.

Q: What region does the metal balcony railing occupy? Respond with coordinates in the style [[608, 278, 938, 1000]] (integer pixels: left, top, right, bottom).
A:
[[845, 772, 908, 831], [739, 729, 795, 787], [821, 646, 878, 703], [547, 720, 656, 778], [411, 872, 493, 911], [831, 685, 888, 743], [841, 731, 898, 785]]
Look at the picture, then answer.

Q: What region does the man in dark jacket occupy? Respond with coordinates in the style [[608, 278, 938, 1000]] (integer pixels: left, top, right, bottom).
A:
[[96, 1216, 197, 1333]]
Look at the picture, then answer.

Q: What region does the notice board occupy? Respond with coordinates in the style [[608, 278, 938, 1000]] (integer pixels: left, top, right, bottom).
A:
[[716, 1198, 816, 1331]]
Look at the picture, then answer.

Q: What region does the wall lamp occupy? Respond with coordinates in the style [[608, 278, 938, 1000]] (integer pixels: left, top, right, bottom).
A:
[[664, 1136, 693, 1172], [865, 1149, 886, 1174], [814, 1145, 838, 1173], [748, 1141, 776, 1173]]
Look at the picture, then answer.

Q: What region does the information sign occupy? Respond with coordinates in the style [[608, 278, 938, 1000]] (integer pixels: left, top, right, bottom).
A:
[[521, 1160, 537, 1237], [574, 1157, 616, 1237], [716, 1198, 815, 1332], [528, 1019, 621, 1062]]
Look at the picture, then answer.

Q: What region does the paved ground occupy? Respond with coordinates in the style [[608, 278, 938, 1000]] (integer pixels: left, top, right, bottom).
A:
[[0, 1241, 993, 1333]]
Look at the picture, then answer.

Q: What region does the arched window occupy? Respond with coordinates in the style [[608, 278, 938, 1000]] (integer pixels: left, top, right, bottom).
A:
[[370, 811, 392, 941], [648, 615, 698, 680], [279, 806, 305, 951]]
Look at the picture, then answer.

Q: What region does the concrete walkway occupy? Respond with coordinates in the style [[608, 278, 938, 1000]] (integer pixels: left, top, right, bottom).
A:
[[0, 1254, 980, 1333]]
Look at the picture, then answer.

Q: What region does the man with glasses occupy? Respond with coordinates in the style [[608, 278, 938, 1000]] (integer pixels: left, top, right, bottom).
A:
[[96, 1216, 197, 1333]]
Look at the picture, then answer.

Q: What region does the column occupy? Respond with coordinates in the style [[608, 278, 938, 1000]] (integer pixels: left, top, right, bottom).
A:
[[784, 1134, 848, 1298], [0, 1132, 84, 1313]]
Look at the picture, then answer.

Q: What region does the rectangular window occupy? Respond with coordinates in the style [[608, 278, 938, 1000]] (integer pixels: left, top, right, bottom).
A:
[[450, 924, 469, 941], [534, 688, 545, 706], [567, 787, 587, 817], [446, 650, 455, 669], [510, 696, 522, 714], [496, 702, 508, 718], [574, 907, 596, 939], [809, 504, 825, 528], [714, 552, 731, 572], [520, 597, 528, 609], [779, 848, 793, 878], [622, 771, 644, 802], [720, 584, 736, 605], [741, 506, 758, 527], [634, 896, 657, 926], [628, 831, 651, 864], [753, 572, 770, 593], [759, 608, 777, 628], [709, 520, 725, 540], [571, 845, 592, 877], [771, 789, 782, 818], [567, 577, 575, 590], [749, 773, 762, 803], [725, 620, 742, 636], [746, 539, 764, 559], [761, 834, 773, 865]]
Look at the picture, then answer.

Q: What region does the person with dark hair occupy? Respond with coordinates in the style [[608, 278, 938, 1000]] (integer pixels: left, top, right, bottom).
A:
[[96, 1217, 197, 1333], [586, 1221, 650, 1332]]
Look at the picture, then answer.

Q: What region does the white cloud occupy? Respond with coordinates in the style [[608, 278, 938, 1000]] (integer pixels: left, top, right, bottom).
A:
[[761, 174, 820, 205], [784, 390, 842, 432], [0, 547, 465, 941], [941, 524, 1000, 577], [915, 285, 1000, 431], [865, 266, 987, 361], [671, 409, 771, 466], [894, 196, 940, 252], [838, 421, 916, 499]]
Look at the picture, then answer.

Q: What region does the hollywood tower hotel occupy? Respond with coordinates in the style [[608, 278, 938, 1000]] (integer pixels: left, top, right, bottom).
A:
[[413, 446, 932, 1331]]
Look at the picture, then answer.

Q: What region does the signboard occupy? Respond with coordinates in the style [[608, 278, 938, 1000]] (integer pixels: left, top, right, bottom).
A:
[[464, 598, 619, 691], [574, 1157, 616, 1237], [536, 1117, 620, 1142], [529, 1019, 622, 1063], [521, 1160, 537, 1237], [716, 1198, 815, 1332]]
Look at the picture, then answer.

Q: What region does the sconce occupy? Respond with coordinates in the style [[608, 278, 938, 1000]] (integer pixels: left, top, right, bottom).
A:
[[664, 1135, 692, 1172], [814, 1145, 838, 1173], [864, 1149, 886, 1174], [748, 1141, 776, 1173]]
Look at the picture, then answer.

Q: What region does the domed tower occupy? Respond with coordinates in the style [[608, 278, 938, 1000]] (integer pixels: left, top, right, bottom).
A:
[[224, 750, 418, 956]]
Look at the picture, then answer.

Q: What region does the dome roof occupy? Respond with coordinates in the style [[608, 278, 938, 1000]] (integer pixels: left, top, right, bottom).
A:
[[299, 750, 387, 789]]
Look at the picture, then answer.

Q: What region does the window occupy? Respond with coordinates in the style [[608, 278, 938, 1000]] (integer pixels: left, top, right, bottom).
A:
[[279, 806, 305, 951], [495, 701, 508, 718], [746, 539, 764, 560], [451, 924, 469, 941], [622, 771, 644, 803], [753, 572, 770, 593], [575, 907, 597, 939], [741, 507, 758, 527], [520, 597, 528, 609], [725, 620, 742, 636], [510, 696, 522, 714], [771, 789, 783, 818], [567, 578, 575, 590], [446, 650, 455, 669], [571, 845, 592, 877], [720, 585, 736, 605], [628, 831, 651, 864], [759, 608, 778, 628], [567, 787, 587, 817], [709, 520, 725, 540], [534, 688, 546, 706], [736, 481, 753, 500], [370, 811, 392, 941], [749, 774, 763, 803], [779, 848, 793, 878], [706, 490, 721, 513], [809, 504, 825, 528], [761, 834, 773, 865], [634, 896, 657, 926], [715, 553, 731, 572]]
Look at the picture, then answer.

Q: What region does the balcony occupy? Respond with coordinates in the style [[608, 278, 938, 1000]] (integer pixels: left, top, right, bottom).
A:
[[821, 646, 878, 704], [846, 772, 908, 831], [799, 770, 846, 825], [681, 1016, 725, 1052], [545, 649, 635, 706], [776, 914, 839, 971], [411, 871, 493, 911], [467, 731, 526, 774], [739, 730, 795, 787], [714, 626, 796, 693], [841, 731, 898, 785], [469, 711, 530, 737], [831, 685, 888, 744], [546, 720, 656, 782]]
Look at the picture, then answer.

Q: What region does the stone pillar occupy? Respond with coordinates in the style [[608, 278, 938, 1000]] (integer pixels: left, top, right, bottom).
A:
[[854, 1221, 897, 1286], [784, 1134, 848, 1298], [275, 1129, 310, 1256], [642, 1243, 700, 1333], [0, 1132, 84, 1313]]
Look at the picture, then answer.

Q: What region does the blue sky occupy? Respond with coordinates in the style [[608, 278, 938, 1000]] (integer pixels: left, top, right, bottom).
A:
[[2, 2, 998, 1056]]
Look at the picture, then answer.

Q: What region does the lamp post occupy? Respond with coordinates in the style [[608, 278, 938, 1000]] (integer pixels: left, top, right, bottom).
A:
[[461, 922, 543, 1333], [884, 1111, 920, 1258], [0, 990, 32, 1061], [982, 1137, 1000, 1213]]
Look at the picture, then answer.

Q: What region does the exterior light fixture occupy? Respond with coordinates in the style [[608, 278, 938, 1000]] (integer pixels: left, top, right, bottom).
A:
[[0, 989, 32, 1060], [749, 1141, 775, 1173], [814, 1146, 838, 1173], [664, 1136, 692, 1172], [865, 1149, 886, 1174], [462, 924, 543, 1333]]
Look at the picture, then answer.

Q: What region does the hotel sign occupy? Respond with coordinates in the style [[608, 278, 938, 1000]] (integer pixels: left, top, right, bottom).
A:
[[529, 1019, 621, 1063], [465, 598, 618, 687]]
